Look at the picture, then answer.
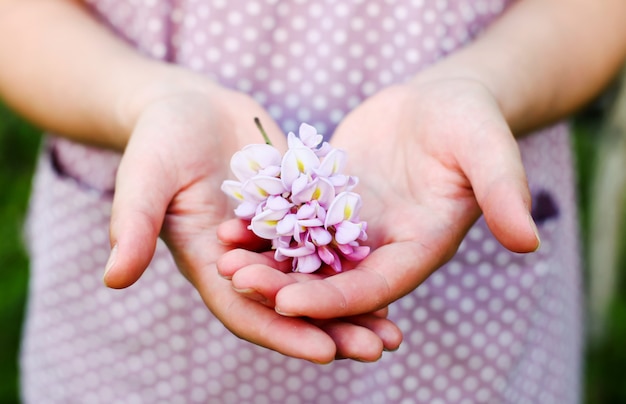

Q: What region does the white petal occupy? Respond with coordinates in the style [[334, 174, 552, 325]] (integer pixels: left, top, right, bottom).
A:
[[287, 131, 304, 149], [298, 123, 324, 148], [290, 173, 311, 197], [317, 148, 346, 177], [242, 176, 286, 201], [313, 177, 335, 207], [281, 147, 320, 187], [298, 218, 324, 227], [291, 177, 335, 206], [221, 180, 244, 201], [314, 141, 332, 157], [296, 202, 316, 219], [266, 195, 292, 211], [250, 208, 290, 240], [234, 201, 258, 219], [276, 214, 297, 237], [230, 144, 282, 182], [324, 191, 362, 227], [277, 243, 316, 258]]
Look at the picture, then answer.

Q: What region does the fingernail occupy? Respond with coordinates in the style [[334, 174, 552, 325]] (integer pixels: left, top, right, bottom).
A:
[[103, 244, 118, 282], [529, 214, 541, 252], [275, 306, 297, 317], [217, 237, 232, 247], [233, 287, 268, 305]]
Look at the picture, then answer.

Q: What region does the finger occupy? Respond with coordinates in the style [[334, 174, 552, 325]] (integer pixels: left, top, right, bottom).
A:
[[233, 264, 318, 305], [341, 314, 403, 353], [371, 307, 389, 318], [217, 248, 292, 279], [477, 175, 540, 253], [315, 320, 384, 362], [232, 266, 403, 355], [274, 240, 440, 319], [192, 263, 339, 364], [217, 218, 272, 251], [189, 235, 395, 363], [460, 120, 540, 253], [104, 139, 175, 289]]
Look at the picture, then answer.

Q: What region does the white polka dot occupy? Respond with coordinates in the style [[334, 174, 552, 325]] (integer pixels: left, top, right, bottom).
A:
[[444, 309, 460, 325], [405, 352, 421, 369], [403, 375, 419, 392], [417, 386, 432, 401], [462, 273, 477, 288]]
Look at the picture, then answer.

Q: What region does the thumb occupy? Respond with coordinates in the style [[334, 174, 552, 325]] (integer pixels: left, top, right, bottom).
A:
[[103, 142, 175, 288], [463, 123, 540, 253], [478, 174, 540, 253]]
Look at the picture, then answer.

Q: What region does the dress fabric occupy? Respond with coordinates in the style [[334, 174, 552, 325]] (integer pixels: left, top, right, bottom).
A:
[[20, 1, 582, 403]]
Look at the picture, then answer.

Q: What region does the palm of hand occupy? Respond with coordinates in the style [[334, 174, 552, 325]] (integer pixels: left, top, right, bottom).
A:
[[220, 80, 539, 320], [104, 87, 399, 362]]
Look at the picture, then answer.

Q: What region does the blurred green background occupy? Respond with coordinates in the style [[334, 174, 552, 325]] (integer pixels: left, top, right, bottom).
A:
[[0, 102, 39, 404], [1, 95, 626, 403]]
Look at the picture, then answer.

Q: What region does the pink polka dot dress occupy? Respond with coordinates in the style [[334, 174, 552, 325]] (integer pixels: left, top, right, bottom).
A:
[[20, 1, 582, 403]]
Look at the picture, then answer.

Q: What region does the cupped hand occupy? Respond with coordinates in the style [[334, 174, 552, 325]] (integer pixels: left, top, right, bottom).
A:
[[101, 76, 400, 362], [219, 78, 540, 319]]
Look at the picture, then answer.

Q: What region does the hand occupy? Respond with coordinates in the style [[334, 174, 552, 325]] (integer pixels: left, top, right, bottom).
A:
[[218, 78, 540, 319], [101, 77, 401, 362]]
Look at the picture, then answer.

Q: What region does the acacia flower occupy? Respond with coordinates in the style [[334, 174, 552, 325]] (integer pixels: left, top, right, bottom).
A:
[[221, 120, 369, 273]]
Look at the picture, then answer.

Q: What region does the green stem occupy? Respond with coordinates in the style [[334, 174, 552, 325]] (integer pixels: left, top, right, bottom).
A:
[[254, 117, 272, 146]]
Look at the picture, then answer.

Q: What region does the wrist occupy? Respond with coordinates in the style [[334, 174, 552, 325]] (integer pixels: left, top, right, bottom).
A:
[[410, 56, 532, 136], [112, 63, 221, 150]]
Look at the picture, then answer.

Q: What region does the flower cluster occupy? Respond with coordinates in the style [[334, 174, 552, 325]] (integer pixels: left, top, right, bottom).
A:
[[221, 122, 369, 273]]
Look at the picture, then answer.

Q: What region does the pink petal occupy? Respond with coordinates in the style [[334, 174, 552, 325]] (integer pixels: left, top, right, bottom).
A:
[[334, 221, 363, 244], [309, 227, 332, 246], [318, 246, 342, 272], [336, 242, 354, 256], [344, 245, 370, 261], [294, 253, 322, 273]]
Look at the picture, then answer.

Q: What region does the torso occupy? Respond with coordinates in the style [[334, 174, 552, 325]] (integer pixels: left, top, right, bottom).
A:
[[22, 1, 582, 402]]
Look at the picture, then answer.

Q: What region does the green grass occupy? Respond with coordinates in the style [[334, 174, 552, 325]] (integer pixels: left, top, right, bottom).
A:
[[0, 103, 40, 404], [0, 101, 625, 403], [573, 106, 626, 403]]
